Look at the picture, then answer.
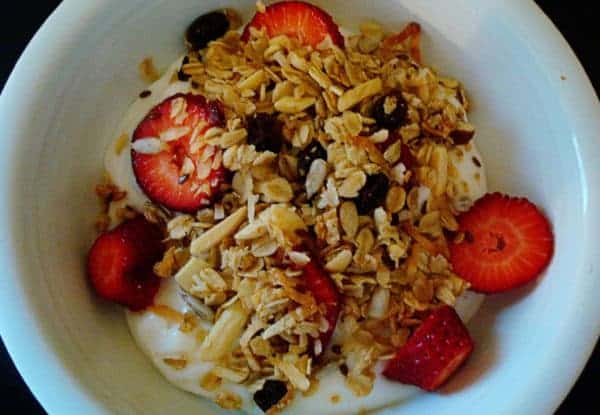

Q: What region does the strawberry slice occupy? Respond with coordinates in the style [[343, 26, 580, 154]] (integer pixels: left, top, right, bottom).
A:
[[383, 306, 474, 391], [87, 216, 164, 311], [132, 93, 226, 213], [241, 1, 344, 48], [303, 261, 340, 353], [449, 192, 554, 293]]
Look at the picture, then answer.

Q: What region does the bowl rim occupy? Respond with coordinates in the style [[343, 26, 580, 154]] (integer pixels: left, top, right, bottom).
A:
[[0, 1, 599, 414]]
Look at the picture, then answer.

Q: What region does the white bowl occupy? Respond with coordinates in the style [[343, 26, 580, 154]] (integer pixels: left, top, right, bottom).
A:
[[1, 0, 599, 414]]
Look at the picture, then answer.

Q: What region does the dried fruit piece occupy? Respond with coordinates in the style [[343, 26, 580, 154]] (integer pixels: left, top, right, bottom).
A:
[[297, 141, 327, 179], [185, 11, 230, 51], [303, 261, 340, 353], [449, 193, 554, 293], [383, 306, 473, 391], [253, 380, 288, 412], [353, 173, 389, 215], [450, 121, 476, 145], [372, 93, 408, 130], [131, 93, 226, 213], [247, 113, 284, 153], [86, 217, 164, 310], [241, 1, 344, 48]]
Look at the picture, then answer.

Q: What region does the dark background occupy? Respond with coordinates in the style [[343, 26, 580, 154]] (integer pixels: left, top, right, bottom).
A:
[[1, 1, 598, 413]]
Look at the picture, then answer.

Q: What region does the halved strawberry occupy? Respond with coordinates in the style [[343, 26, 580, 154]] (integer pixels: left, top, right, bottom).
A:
[[87, 216, 164, 310], [132, 93, 227, 213], [449, 193, 554, 293], [241, 1, 344, 48], [383, 306, 474, 391], [303, 261, 340, 353]]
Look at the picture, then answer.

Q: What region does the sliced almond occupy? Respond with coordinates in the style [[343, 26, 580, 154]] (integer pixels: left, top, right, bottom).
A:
[[160, 126, 191, 142], [191, 207, 248, 255], [337, 78, 382, 112], [274, 96, 315, 113], [174, 257, 211, 294], [199, 301, 249, 361], [131, 138, 165, 154], [305, 159, 327, 199]]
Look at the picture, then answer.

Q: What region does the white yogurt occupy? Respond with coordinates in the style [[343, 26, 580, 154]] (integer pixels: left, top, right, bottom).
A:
[[107, 56, 487, 414], [127, 280, 483, 415]]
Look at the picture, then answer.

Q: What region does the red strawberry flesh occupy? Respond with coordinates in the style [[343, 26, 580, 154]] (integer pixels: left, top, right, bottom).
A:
[[383, 306, 474, 391], [241, 1, 344, 48], [132, 93, 226, 213], [449, 192, 554, 293], [87, 216, 164, 310], [303, 261, 340, 352]]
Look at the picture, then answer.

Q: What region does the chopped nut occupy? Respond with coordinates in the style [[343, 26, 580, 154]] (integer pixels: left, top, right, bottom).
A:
[[212, 366, 250, 383], [199, 372, 222, 391], [139, 57, 160, 83], [163, 357, 187, 370], [215, 390, 243, 410]]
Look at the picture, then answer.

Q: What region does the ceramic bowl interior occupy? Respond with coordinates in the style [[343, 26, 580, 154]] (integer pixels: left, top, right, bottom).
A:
[[1, 0, 599, 414]]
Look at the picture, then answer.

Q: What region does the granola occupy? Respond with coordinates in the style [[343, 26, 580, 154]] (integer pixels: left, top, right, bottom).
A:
[[97, 2, 490, 413]]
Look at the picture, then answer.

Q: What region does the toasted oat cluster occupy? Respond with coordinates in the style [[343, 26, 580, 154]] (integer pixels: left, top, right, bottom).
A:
[[100, 16, 480, 405]]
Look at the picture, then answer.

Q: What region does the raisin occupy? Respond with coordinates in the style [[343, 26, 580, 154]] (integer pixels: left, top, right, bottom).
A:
[[177, 56, 191, 82], [372, 93, 408, 130], [247, 114, 283, 153], [450, 128, 475, 145], [297, 141, 327, 178], [185, 11, 229, 51], [253, 380, 288, 412], [354, 173, 389, 215]]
